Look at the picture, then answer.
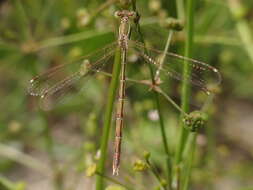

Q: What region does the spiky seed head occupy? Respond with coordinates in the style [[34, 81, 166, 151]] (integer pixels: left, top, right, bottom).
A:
[[183, 111, 208, 132]]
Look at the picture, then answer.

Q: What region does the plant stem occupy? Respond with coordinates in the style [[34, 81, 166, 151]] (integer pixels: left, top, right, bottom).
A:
[[0, 176, 19, 190], [176, 0, 196, 165], [175, 0, 196, 188], [146, 158, 167, 190], [0, 143, 51, 176], [162, 0, 177, 17], [155, 30, 174, 80], [132, 4, 172, 189], [38, 29, 112, 50], [34, 0, 55, 38], [87, 0, 117, 25], [41, 112, 64, 190], [182, 133, 197, 190], [95, 48, 121, 190], [96, 172, 134, 190], [194, 35, 241, 46], [227, 0, 253, 64], [37, 17, 158, 50], [12, 0, 31, 41], [176, 0, 185, 20], [99, 72, 188, 117]]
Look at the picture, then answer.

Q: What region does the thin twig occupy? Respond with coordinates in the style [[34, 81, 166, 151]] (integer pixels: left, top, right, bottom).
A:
[[132, 2, 172, 189], [96, 172, 135, 190], [0, 143, 52, 177]]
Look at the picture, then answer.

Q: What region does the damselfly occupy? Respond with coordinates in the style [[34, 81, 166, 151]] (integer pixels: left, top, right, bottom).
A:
[[28, 10, 221, 175]]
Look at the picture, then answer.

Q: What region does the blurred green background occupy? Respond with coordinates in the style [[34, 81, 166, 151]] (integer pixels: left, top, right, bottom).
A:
[[0, 0, 253, 190]]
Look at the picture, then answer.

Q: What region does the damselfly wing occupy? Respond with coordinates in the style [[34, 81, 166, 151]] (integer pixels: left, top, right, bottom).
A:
[[28, 42, 117, 110]]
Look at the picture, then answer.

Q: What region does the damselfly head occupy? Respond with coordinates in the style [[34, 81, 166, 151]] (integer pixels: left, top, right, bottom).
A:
[[114, 10, 136, 19]]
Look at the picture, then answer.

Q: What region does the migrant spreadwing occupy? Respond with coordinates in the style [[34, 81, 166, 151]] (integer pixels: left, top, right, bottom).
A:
[[28, 10, 221, 175]]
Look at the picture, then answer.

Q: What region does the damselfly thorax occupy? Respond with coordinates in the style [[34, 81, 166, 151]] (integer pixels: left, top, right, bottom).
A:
[[116, 10, 135, 50]]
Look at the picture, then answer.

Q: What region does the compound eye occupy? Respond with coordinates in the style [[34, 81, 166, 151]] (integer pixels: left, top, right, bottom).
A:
[[128, 11, 135, 16], [128, 11, 137, 19], [114, 11, 122, 18]]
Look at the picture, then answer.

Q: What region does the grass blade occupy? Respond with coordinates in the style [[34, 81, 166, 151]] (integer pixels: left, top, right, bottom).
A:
[[96, 47, 121, 190]]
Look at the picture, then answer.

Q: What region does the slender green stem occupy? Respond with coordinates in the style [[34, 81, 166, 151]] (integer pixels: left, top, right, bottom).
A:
[[175, 0, 196, 188], [162, 0, 177, 17], [95, 48, 121, 190], [87, 0, 117, 25], [40, 112, 64, 190], [155, 30, 174, 80], [38, 29, 112, 50], [175, 0, 196, 165], [157, 89, 188, 116], [176, 0, 185, 20], [146, 159, 167, 190], [182, 133, 197, 190], [0, 176, 22, 190], [40, 111, 64, 190], [98, 72, 188, 117], [0, 143, 51, 176], [12, 0, 31, 41], [227, 0, 253, 64], [194, 35, 241, 46], [34, 0, 55, 38], [37, 17, 158, 50], [153, 95, 171, 189], [96, 172, 134, 190], [132, 4, 172, 189], [236, 21, 253, 62], [40, 113, 54, 161]]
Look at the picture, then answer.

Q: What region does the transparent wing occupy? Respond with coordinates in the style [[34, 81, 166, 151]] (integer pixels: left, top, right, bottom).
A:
[[28, 42, 117, 110], [129, 40, 221, 94]]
